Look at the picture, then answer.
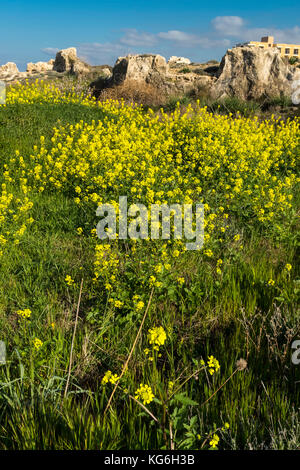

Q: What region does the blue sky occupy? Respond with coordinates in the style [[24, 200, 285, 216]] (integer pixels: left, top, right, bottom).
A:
[[1, 0, 300, 70]]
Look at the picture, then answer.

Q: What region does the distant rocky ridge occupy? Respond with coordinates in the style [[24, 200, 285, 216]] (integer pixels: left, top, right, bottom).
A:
[[91, 53, 215, 98], [0, 47, 93, 83], [91, 48, 300, 101], [27, 59, 54, 73], [1, 45, 299, 101]]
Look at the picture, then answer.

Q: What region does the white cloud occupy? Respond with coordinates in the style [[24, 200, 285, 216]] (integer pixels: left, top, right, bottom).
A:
[[158, 30, 230, 48], [120, 29, 157, 47], [158, 30, 195, 42], [78, 42, 130, 65], [211, 16, 245, 36], [211, 16, 300, 44]]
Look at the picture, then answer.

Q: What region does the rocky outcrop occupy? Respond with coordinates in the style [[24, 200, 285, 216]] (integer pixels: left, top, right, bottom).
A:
[[100, 67, 112, 78], [53, 47, 91, 75], [211, 46, 300, 100], [0, 62, 19, 75], [0, 48, 94, 83], [91, 53, 215, 97], [91, 54, 171, 97], [168, 56, 191, 65], [26, 59, 54, 73], [112, 54, 167, 85]]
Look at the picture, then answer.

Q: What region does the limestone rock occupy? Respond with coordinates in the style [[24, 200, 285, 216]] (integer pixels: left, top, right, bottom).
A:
[[211, 46, 300, 100], [91, 53, 216, 98], [112, 54, 167, 85], [101, 67, 113, 78], [168, 56, 191, 65], [0, 62, 19, 74], [26, 60, 54, 73], [53, 47, 91, 74]]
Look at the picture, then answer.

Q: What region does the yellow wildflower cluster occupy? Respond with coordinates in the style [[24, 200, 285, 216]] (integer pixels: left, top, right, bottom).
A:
[[0, 184, 33, 256], [3, 79, 95, 106], [147, 326, 167, 351], [134, 384, 155, 405], [0, 81, 298, 312], [93, 243, 119, 286], [17, 308, 31, 319], [65, 275, 75, 286], [101, 370, 120, 385], [209, 433, 220, 449], [132, 295, 145, 311], [33, 338, 43, 350], [207, 356, 221, 375]]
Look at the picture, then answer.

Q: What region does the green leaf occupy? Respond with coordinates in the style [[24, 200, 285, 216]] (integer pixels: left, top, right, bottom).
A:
[[174, 393, 199, 406]]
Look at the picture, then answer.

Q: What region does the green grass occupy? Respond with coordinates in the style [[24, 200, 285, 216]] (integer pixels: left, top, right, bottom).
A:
[[0, 102, 107, 160], [0, 98, 299, 450]]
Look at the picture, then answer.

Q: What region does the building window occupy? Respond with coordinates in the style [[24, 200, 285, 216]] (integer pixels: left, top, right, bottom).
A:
[[285, 48, 290, 54], [294, 49, 299, 55]]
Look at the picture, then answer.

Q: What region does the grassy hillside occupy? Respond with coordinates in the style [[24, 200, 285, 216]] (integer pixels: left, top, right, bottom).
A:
[[0, 80, 299, 450]]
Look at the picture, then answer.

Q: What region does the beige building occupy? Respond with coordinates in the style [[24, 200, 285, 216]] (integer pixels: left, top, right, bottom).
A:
[[238, 36, 300, 58]]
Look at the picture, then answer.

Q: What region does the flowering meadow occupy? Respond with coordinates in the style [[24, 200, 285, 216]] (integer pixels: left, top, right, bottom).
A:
[[0, 79, 299, 449]]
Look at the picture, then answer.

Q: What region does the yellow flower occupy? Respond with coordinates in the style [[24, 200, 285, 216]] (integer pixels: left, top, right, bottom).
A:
[[134, 300, 145, 311], [134, 384, 154, 405], [101, 370, 120, 385], [17, 308, 31, 319], [76, 227, 83, 235], [148, 326, 167, 348], [209, 433, 219, 449], [65, 275, 74, 286], [268, 279, 275, 286], [207, 356, 220, 375], [285, 263, 292, 271], [177, 277, 185, 286], [168, 381, 174, 393], [204, 249, 213, 257], [33, 338, 43, 350]]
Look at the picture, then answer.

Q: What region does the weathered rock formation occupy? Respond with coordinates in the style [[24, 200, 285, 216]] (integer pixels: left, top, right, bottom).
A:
[[211, 46, 300, 100], [53, 47, 91, 75], [168, 56, 191, 65], [26, 59, 54, 73], [0, 62, 19, 74], [112, 54, 167, 85], [91, 53, 215, 97]]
